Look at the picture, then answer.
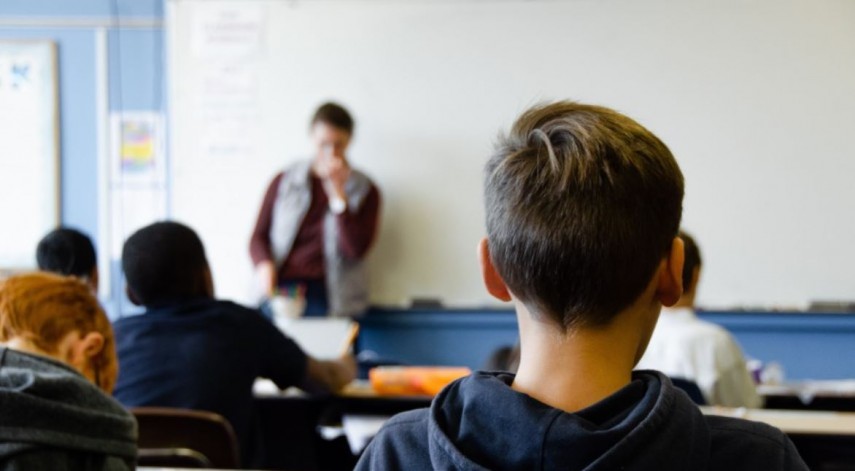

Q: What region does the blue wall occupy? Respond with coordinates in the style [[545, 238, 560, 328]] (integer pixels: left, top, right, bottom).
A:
[[0, 0, 165, 259], [1, 1, 165, 315], [699, 311, 855, 380], [0, 0, 163, 18], [358, 309, 520, 370], [358, 308, 855, 381]]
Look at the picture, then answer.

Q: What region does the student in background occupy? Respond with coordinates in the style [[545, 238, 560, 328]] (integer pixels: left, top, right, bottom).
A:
[[36, 227, 99, 293], [636, 230, 761, 408], [357, 102, 806, 470], [113, 221, 356, 466], [0, 273, 136, 470], [250, 102, 381, 317]]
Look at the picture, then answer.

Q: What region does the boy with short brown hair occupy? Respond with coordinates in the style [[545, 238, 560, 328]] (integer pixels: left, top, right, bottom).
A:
[[356, 101, 807, 470]]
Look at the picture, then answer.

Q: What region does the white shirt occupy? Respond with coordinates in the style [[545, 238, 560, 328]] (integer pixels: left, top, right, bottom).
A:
[[636, 307, 762, 408]]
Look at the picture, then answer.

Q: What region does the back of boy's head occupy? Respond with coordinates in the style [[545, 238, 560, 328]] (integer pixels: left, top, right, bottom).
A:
[[679, 230, 702, 293], [36, 228, 97, 279], [485, 101, 684, 330], [122, 221, 209, 306]]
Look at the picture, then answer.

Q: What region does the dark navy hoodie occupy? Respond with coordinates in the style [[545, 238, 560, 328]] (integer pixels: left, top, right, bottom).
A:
[[356, 370, 807, 470]]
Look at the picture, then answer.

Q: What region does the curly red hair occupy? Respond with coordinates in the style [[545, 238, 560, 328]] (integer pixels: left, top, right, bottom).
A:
[[0, 272, 118, 393]]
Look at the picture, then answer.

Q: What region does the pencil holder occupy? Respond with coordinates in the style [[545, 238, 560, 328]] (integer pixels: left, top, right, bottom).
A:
[[269, 294, 307, 322]]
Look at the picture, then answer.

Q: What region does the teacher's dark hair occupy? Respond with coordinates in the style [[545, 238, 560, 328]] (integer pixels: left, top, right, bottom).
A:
[[311, 102, 354, 135], [36, 228, 97, 279], [122, 221, 210, 306], [484, 101, 684, 330]]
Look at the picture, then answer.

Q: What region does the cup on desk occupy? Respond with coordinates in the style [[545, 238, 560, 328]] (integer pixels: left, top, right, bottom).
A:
[[269, 293, 306, 322]]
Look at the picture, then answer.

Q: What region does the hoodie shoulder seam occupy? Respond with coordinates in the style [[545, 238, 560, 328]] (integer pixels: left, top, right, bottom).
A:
[[539, 409, 564, 471]]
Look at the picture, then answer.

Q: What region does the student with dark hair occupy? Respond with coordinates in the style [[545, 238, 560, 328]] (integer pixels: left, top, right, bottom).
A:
[[636, 230, 761, 407], [113, 221, 356, 466], [250, 102, 381, 317], [0, 273, 136, 470], [356, 102, 807, 470], [36, 227, 99, 292]]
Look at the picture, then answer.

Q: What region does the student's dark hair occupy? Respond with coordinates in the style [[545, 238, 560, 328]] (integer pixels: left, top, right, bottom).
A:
[[485, 101, 684, 330], [311, 102, 354, 134], [122, 221, 209, 306], [679, 230, 702, 293], [36, 228, 97, 279]]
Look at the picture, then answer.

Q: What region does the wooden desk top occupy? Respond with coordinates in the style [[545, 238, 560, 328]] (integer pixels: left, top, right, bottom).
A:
[[702, 407, 855, 435]]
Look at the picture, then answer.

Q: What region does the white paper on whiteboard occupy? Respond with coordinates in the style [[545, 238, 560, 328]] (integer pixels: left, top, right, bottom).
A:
[[191, 2, 266, 59]]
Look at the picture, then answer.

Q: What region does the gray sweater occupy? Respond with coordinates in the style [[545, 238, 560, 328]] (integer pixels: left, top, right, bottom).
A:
[[0, 348, 137, 470]]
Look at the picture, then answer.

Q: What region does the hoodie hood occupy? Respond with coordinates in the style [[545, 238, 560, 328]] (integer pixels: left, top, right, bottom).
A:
[[427, 370, 710, 470], [0, 347, 137, 460]]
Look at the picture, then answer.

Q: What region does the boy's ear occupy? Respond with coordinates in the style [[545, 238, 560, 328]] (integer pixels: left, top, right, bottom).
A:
[[78, 332, 105, 359], [478, 238, 512, 302], [656, 237, 685, 307]]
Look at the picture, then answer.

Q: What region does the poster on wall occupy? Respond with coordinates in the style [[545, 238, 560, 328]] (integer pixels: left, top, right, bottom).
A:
[[110, 111, 166, 185], [109, 112, 168, 259], [0, 41, 59, 271]]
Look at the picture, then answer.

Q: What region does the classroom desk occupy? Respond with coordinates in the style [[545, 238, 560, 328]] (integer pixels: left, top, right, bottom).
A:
[[703, 407, 855, 469], [253, 378, 855, 471], [759, 381, 855, 412], [702, 407, 855, 435], [252, 380, 430, 470]]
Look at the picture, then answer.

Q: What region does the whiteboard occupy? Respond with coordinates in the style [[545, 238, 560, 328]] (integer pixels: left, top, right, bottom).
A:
[[0, 41, 59, 269], [168, 0, 855, 310]]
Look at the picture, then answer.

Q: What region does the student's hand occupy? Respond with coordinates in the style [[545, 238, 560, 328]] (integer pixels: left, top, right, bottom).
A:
[[337, 353, 358, 384], [306, 356, 357, 393], [256, 260, 277, 297]]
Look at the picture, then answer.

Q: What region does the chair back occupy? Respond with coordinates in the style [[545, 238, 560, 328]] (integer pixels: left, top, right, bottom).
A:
[[132, 407, 240, 469]]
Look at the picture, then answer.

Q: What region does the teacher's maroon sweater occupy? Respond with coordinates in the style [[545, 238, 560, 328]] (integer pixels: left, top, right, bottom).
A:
[[249, 171, 381, 281]]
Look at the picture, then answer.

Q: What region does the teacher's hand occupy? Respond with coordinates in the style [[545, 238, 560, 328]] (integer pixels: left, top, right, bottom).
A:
[[324, 157, 351, 203], [256, 260, 278, 297]]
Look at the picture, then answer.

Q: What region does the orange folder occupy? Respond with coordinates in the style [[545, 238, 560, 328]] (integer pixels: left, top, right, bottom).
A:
[[369, 366, 471, 396]]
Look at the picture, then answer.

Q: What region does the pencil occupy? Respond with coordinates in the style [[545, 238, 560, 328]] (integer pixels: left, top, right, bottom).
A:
[[340, 323, 360, 356]]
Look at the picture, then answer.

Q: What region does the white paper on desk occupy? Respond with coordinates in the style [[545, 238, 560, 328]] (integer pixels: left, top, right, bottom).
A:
[[342, 415, 390, 454], [274, 318, 354, 359]]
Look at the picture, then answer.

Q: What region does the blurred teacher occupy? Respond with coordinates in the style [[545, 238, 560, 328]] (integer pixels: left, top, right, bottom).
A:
[[250, 103, 381, 317]]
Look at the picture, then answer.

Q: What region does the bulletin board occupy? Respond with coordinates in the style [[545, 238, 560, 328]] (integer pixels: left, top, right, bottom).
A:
[[0, 40, 59, 270]]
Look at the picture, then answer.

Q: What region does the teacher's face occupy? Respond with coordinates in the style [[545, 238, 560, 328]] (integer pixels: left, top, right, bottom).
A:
[[312, 121, 351, 162]]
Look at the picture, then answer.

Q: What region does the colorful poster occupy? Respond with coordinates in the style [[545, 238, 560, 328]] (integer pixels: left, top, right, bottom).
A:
[[110, 112, 166, 184], [120, 119, 156, 172], [108, 112, 168, 259]]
